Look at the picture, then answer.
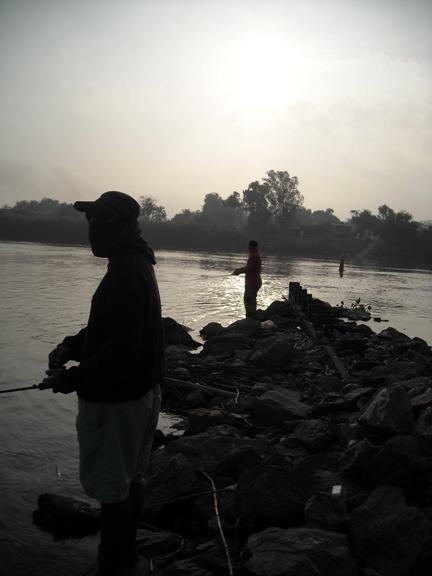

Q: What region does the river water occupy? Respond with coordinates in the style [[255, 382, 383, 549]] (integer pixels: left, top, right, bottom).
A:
[[0, 241, 431, 576]]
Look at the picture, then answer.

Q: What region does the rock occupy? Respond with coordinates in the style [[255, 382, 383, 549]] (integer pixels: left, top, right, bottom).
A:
[[199, 322, 224, 339], [304, 491, 351, 531], [364, 361, 425, 387], [335, 423, 365, 447], [350, 485, 432, 576], [378, 327, 413, 343], [241, 526, 358, 576], [216, 445, 263, 482], [147, 425, 269, 481], [234, 465, 317, 525], [187, 407, 235, 433], [223, 317, 262, 338], [259, 300, 294, 320], [340, 309, 371, 321], [195, 540, 236, 576], [413, 406, 432, 456], [414, 551, 432, 576], [338, 440, 380, 480], [358, 385, 415, 436], [405, 381, 432, 415], [361, 435, 432, 502], [316, 375, 344, 393], [163, 317, 201, 349], [294, 418, 336, 453], [142, 453, 198, 525], [225, 395, 259, 414], [313, 393, 358, 416], [185, 388, 205, 408], [135, 529, 182, 559], [33, 493, 100, 538], [202, 333, 251, 358], [253, 388, 312, 427], [246, 335, 300, 369], [163, 559, 213, 576], [260, 319, 278, 333]]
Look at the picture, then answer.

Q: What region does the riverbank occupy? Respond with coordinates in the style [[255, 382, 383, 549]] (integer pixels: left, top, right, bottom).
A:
[[1, 215, 431, 267], [33, 294, 432, 576]]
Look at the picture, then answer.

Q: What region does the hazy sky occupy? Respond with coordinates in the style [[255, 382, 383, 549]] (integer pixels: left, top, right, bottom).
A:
[[1, 0, 431, 221]]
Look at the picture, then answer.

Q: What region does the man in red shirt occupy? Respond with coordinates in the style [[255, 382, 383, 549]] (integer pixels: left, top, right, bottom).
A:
[[233, 240, 262, 318]]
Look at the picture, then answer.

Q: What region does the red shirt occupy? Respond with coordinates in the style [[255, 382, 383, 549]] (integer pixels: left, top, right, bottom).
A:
[[245, 250, 262, 287]]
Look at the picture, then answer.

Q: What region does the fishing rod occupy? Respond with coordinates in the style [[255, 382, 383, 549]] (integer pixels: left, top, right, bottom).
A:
[[0, 378, 53, 394]]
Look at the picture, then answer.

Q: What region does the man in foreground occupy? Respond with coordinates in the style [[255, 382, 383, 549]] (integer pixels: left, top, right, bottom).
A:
[[45, 191, 165, 576], [232, 240, 262, 318]]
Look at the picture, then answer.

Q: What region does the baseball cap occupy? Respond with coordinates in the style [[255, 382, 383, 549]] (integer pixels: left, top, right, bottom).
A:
[[74, 191, 140, 220]]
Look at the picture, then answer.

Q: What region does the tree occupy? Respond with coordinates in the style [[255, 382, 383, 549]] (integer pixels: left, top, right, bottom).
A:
[[223, 191, 242, 209], [242, 181, 272, 232], [262, 170, 303, 229], [13, 198, 62, 214], [349, 209, 379, 239], [376, 205, 418, 243], [170, 209, 200, 225], [139, 196, 167, 222], [200, 193, 225, 226], [198, 192, 245, 229], [295, 207, 340, 225]]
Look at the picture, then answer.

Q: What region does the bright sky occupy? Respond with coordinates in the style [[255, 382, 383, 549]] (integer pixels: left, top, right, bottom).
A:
[[1, 0, 431, 221]]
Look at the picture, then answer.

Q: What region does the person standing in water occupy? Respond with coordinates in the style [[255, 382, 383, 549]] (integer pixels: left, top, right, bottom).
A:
[[232, 240, 262, 318], [339, 254, 345, 277]]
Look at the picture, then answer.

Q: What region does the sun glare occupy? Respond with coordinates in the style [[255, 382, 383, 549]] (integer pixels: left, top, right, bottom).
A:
[[225, 36, 298, 112]]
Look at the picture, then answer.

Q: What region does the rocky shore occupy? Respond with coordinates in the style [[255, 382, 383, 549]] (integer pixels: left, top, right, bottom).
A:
[[34, 290, 432, 576]]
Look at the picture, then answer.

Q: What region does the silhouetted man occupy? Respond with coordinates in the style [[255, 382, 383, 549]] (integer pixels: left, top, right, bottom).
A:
[[45, 191, 165, 576], [232, 240, 262, 318]]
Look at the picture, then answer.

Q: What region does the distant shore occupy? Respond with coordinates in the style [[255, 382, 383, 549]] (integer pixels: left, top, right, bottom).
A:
[[0, 216, 431, 269]]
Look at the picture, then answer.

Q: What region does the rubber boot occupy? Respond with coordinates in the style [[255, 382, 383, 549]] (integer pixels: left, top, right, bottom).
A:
[[96, 498, 133, 576], [120, 482, 144, 567]]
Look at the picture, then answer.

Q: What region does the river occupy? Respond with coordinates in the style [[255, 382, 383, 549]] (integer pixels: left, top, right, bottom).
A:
[[0, 241, 431, 576]]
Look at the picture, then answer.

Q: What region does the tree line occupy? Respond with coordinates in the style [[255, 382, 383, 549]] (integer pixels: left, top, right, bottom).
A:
[[1, 169, 431, 263]]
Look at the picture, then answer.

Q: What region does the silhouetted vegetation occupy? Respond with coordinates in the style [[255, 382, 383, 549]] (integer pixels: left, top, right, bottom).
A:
[[1, 171, 431, 266]]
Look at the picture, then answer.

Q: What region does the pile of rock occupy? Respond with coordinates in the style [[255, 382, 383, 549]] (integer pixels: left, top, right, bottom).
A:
[[34, 297, 432, 575], [143, 298, 432, 575]]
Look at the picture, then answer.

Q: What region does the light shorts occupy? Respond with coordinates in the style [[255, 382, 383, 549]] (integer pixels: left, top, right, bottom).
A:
[[76, 384, 161, 504]]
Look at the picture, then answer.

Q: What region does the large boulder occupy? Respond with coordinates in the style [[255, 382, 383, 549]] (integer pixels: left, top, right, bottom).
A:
[[33, 493, 100, 538], [358, 385, 415, 436], [241, 526, 358, 576], [202, 333, 251, 359], [135, 529, 183, 559], [147, 425, 269, 480], [234, 465, 317, 525], [294, 418, 336, 453], [246, 334, 300, 369], [259, 300, 294, 321], [142, 454, 198, 525], [223, 317, 262, 338], [304, 491, 351, 532], [253, 388, 312, 427], [360, 435, 432, 503], [187, 407, 236, 434], [404, 378, 432, 415], [350, 485, 432, 576], [338, 440, 380, 481], [163, 317, 201, 349], [413, 406, 432, 456], [364, 362, 424, 386], [199, 322, 224, 340]]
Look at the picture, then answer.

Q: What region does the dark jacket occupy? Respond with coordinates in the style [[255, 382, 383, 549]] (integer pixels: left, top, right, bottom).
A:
[[60, 249, 165, 402]]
